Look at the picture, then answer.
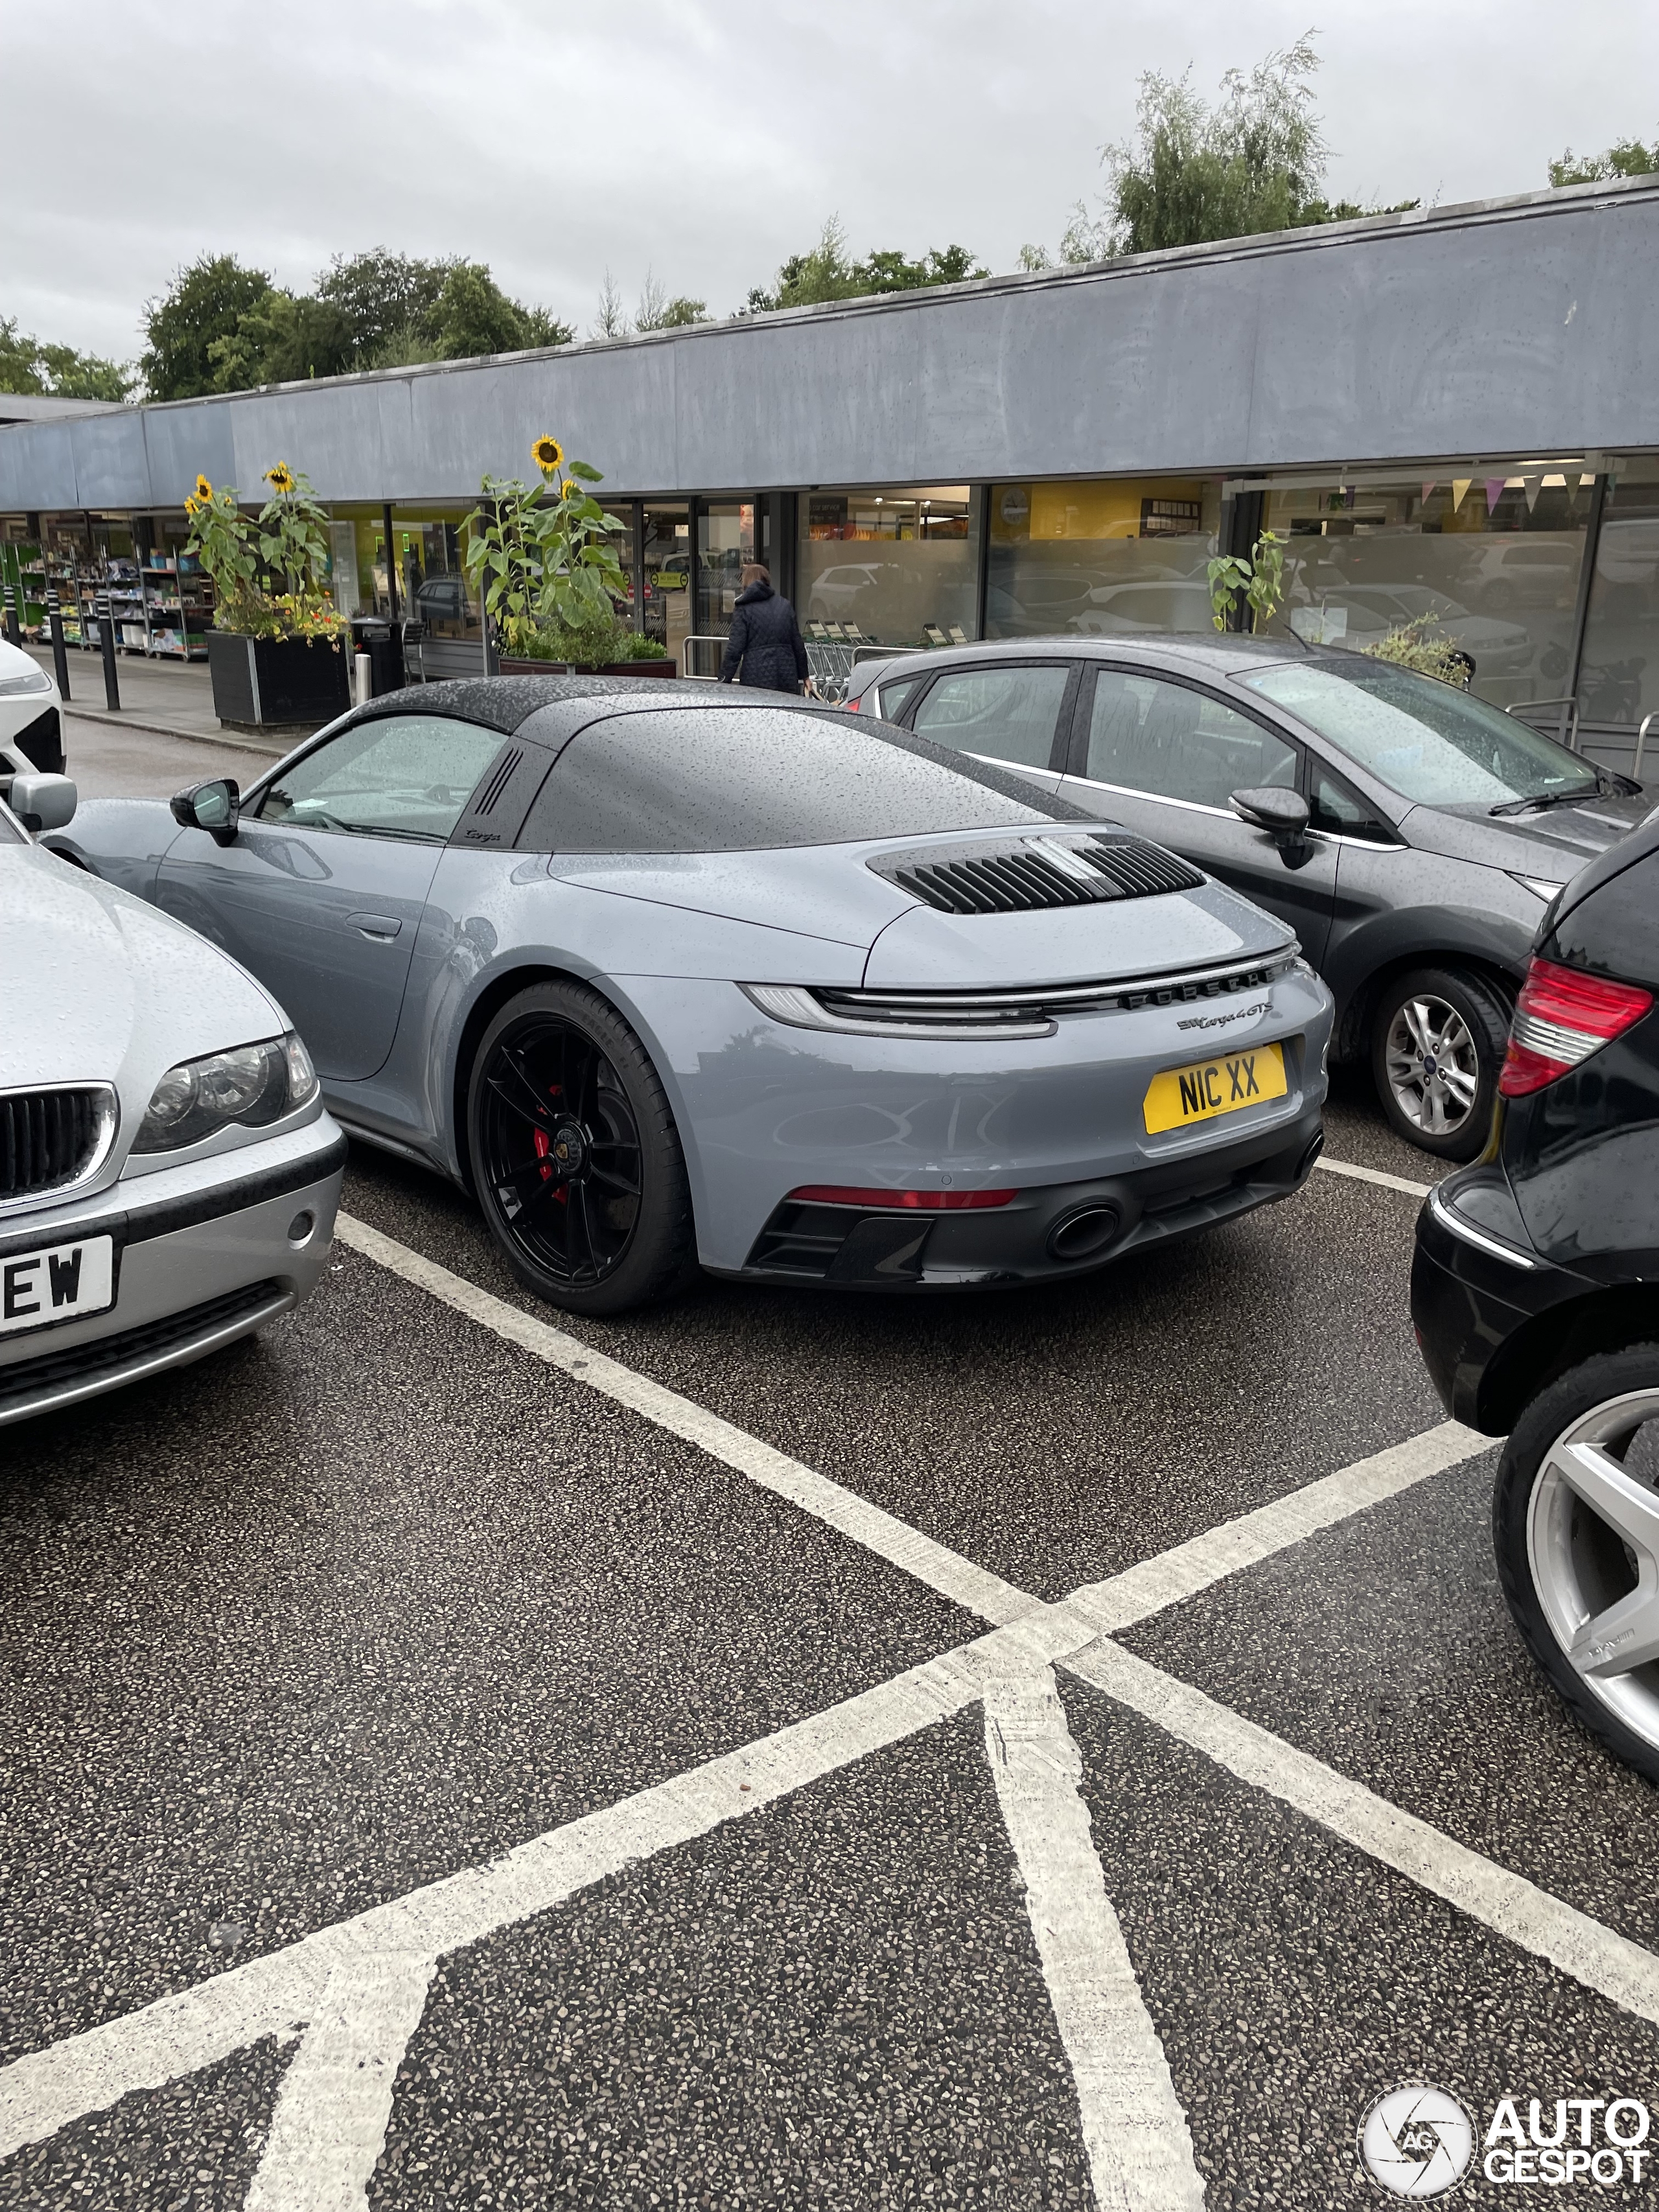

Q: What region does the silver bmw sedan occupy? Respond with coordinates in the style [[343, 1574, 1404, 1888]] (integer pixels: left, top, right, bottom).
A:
[[1, 771, 344, 1427]]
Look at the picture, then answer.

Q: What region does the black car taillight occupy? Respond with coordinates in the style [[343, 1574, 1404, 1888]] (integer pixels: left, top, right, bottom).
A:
[[1498, 956, 1654, 1097]]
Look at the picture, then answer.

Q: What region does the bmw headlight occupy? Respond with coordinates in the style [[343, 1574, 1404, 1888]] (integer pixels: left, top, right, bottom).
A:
[[133, 1032, 319, 1153], [0, 663, 51, 699]]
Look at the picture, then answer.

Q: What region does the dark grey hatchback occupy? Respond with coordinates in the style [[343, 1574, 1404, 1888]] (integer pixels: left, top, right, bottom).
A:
[[844, 636, 1652, 1158]]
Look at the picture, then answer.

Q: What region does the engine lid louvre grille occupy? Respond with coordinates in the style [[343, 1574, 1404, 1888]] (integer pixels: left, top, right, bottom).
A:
[[874, 832, 1203, 915]]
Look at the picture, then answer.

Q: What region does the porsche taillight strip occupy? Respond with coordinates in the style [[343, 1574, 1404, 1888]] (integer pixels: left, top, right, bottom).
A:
[[812, 949, 1301, 1029]]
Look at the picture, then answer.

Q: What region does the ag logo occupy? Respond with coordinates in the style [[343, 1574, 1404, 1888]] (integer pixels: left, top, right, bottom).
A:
[[1360, 2083, 1475, 2197]]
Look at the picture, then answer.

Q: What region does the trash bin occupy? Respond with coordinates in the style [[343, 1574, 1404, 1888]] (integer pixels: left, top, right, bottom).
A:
[[351, 619, 404, 698]]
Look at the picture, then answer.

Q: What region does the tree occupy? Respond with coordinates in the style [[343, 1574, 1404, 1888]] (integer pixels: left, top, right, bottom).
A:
[[1045, 33, 1415, 263], [746, 218, 990, 310], [428, 261, 533, 358], [156, 249, 573, 394], [208, 290, 354, 389], [592, 269, 629, 339], [315, 250, 448, 360], [1549, 137, 1658, 187], [0, 316, 133, 401], [142, 253, 274, 399], [634, 272, 709, 331]]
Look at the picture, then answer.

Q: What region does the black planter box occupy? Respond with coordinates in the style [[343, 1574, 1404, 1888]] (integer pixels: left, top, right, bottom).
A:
[[498, 655, 680, 679], [207, 631, 350, 728]]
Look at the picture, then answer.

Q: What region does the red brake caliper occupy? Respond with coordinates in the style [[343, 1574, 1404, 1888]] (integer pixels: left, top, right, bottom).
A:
[[533, 1085, 568, 1204]]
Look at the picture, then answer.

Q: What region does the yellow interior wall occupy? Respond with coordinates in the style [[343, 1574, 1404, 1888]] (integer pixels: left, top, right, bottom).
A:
[[993, 480, 1210, 544]]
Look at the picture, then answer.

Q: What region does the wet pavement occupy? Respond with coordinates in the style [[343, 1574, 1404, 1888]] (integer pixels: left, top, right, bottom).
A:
[[5, 725, 1654, 2208]]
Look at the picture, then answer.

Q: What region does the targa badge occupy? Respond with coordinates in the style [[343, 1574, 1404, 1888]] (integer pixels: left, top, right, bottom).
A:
[[1360, 2083, 1475, 2197]]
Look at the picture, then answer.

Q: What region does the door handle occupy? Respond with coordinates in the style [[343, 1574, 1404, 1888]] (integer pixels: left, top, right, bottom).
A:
[[347, 912, 402, 942]]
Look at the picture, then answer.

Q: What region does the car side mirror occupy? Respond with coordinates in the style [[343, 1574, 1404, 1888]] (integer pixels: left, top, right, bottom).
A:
[[6, 771, 78, 832], [1231, 786, 1310, 838], [1231, 786, 1312, 868], [171, 777, 240, 846]]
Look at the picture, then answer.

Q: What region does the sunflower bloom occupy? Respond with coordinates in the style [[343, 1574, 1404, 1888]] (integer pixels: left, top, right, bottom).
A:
[[264, 462, 296, 495], [194, 473, 213, 502], [531, 435, 564, 475]]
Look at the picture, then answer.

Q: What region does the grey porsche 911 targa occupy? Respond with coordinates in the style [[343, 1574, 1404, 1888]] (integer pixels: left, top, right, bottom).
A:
[[51, 677, 1334, 1314]]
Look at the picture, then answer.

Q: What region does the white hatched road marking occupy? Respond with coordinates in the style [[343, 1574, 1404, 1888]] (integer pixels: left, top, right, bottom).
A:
[[0, 1196, 1568, 2212], [334, 1212, 1036, 1630], [982, 1664, 1205, 2211], [244, 1952, 434, 2212], [1073, 1638, 1659, 2028]]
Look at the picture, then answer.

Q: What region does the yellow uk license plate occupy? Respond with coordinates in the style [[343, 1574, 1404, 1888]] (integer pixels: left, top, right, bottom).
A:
[[1143, 1040, 1288, 1134]]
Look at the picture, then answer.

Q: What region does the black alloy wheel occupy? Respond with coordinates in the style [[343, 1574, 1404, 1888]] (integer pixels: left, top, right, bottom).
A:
[[468, 981, 695, 1316]]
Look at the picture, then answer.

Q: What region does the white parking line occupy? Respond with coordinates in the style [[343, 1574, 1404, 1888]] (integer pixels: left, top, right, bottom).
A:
[[1072, 1638, 1659, 2028], [1316, 1154, 1433, 1198], [0, 1214, 1580, 2212], [982, 1663, 1205, 2212], [1069, 1423, 1483, 1636], [334, 1212, 1034, 1630], [244, 1951, 433, 2212]]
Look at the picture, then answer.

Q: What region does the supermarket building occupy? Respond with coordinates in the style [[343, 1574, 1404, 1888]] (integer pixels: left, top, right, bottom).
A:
[[4, 175, 1659, 762]]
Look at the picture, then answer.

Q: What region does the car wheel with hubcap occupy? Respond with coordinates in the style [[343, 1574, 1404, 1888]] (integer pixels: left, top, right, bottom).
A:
[[1494, 1347, 1659, 1783], [1371, 964, 1509, 1160], [468, 981, 696, 1316]]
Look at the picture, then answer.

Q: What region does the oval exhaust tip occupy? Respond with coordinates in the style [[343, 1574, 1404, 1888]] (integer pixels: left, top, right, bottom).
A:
[[1047, 1204, 1122, 1263]]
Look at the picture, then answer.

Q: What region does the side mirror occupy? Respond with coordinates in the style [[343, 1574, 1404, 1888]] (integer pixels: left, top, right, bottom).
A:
[[171, 777, 240, 846], [1231, 786, 1310, 843], [6, 772, 78, 832]]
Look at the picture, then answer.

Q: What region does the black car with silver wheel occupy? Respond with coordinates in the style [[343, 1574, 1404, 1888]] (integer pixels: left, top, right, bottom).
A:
[[1411, 811, 1659, 1777], [843, 636, 1651, 1158]]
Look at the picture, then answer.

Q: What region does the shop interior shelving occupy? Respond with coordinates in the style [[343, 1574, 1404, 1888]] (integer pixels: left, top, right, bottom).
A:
[[2, 541, 215, 660]]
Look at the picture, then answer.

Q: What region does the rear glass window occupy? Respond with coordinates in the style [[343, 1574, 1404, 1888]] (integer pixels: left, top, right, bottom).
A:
[[516, 707, 1062, 853]]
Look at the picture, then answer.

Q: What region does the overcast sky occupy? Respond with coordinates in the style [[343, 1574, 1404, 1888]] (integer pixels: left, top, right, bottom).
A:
[[6, 0, 1658, 366]]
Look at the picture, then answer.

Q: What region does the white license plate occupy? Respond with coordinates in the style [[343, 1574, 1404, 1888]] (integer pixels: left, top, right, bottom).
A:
[[0, 1234, 115, 1337]]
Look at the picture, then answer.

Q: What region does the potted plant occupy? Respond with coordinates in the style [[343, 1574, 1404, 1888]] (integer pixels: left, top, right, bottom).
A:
[[186, 465, 351, 728], [1207, 530, 1287, 634], [465, 437, 675, 678]]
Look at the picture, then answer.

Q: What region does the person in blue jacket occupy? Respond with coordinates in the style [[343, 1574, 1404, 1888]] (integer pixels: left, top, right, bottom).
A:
[[718, 564, 810, 693]]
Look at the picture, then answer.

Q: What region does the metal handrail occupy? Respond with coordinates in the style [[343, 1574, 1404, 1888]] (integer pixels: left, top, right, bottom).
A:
[[1504, 695, 1581, 752], [1636, 712, 1656, 782], [679, 634, 727, 680]]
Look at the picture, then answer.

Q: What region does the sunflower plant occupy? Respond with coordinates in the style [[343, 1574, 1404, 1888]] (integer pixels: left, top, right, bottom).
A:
[[185, 462, 347, 642], [463, 436, 629, 658]]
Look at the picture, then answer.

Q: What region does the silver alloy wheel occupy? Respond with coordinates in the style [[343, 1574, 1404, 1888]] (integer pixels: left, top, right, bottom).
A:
[[1527, 1387, 1659, 1755], [1383, 993, 1481, 1135]]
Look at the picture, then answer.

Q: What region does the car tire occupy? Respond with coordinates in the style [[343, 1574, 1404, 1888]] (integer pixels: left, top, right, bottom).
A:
[[1493, 1346, 1659, 1782], [1370, 965, 1510, 1161], [467, 980, 697, 1316]]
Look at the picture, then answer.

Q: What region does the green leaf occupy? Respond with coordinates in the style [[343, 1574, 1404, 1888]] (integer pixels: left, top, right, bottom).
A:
[[568, 460, 603, 482]]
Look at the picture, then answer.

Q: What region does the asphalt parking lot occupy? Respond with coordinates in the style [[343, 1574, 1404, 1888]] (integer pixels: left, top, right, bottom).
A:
[[6, 719, 1659, 2209]]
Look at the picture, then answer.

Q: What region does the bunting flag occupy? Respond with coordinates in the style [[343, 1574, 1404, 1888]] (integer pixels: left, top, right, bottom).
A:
[[1452, 478, 1472, 511], [1522, 476, 1542, 511], [1485, 478, 1507, 514], [1422, 482, 1437, 505]]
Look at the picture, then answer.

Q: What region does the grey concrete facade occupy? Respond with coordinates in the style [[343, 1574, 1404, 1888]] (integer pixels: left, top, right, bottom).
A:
[[5, 178, 1659, 515]]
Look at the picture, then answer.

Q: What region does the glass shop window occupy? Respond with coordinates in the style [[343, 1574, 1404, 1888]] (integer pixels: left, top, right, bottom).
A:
[[986, 478, 1221, 642], [797, 486, 977, 649], [1260, 471, 1592, 715]]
